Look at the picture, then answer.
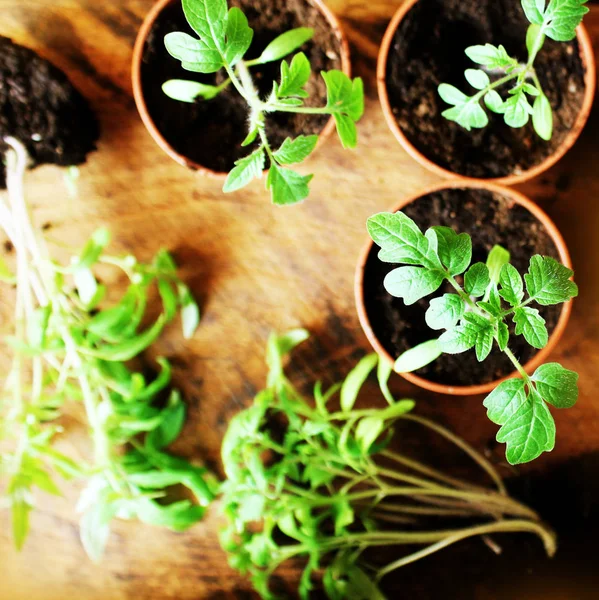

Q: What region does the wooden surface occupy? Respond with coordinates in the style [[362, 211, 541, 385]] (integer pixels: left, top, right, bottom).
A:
[[1, 1, 599, 598]]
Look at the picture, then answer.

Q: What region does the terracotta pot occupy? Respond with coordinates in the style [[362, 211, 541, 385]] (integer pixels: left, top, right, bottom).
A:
[[132, 0, 351, 178], [377, 0, 596, 186], [355, 180, 574, 396]]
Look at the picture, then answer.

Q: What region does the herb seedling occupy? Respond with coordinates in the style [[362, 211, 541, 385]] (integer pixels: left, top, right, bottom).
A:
[[438, 0, 589, 140], [367, 211, 579, 465], [0, 139, 215, 560], [163, 0, 364, 205], [220, 330, 555, 599]]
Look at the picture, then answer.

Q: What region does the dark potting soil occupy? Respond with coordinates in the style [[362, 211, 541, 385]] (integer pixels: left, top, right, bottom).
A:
[[0, 36, 100, 189], [363, 188, 563, 387], [140, 0, 342, 173], [386, 0, 587, 179]]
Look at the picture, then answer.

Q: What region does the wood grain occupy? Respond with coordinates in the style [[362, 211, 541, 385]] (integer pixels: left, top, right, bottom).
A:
[[0, 0, 598, 598]]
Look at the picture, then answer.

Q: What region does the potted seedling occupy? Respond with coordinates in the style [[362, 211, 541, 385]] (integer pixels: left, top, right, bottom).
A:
[[378, 0, 595, 184], [133, 0, 363, 205], [220, 330, 556, 599], [356, 181, 578, 465]]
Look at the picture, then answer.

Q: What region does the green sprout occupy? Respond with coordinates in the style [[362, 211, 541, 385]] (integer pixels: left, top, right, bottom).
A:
[[0, 138, 215, 560], [438, 0, 589, 140], [220, 330, 555, 600], [163, 0, 364, 205], [367, 211, 579, 465]]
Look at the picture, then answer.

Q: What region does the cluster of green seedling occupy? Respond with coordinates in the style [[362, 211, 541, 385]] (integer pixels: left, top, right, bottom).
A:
[[439, 0, 589, 139], [367, 211, 579, 465], [163, 0, 364, 205], [0, 139, 214, 560], [219, 330, 555, 600]]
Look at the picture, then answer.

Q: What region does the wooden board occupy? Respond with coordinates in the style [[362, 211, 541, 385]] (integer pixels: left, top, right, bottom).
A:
[[0, 0, 599, 598]]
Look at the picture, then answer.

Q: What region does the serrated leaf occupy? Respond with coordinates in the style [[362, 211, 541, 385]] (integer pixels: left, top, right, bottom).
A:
[[278, 52, 311, 98], [273, 135, 318, 165], [483, 378, 527, 424], [504, 91, 532, 128], [465, 44, 518, 69], [223, 148, 265, 193], [484, 90, 505, 113], [544, 0, 589, 42], [384, 266, 444, 305], [475, 326, 494, 361], [162, 79, 221, 102], [224, 7, 253, 65], [182, 0, 227, 49], [464, 263, 491, 296], [164, 32, 223, 73], [499, 263, 524, 306], [431, 226, 472, 275], [438, 84, 468, 105], [340, 354, 378, 412], [394, 339, 442, 373], [438, 324, 477, 354], [255, 27, 314, 64], [465, 69, 490, 90], [525, 255, 578, 305], [533, 93, 553, 140], [322, 71, 364, 121], [522, 0, 545, 24], [496, 389, 556, 464], [425, 294, 465, 330], [442, 101, 489, 130], [496, 320, 510, 351], [266, 164, 313, 206], [514, 307, 548, 349], [334, 114, 358, 149], [532, 362, 579, 408]]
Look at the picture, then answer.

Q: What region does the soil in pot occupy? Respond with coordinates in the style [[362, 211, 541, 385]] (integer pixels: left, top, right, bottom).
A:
[[363, 188, 563, 387], [0, 36, 100, 189], [385, 0, 586, 179], [140, 0, 342, 173]]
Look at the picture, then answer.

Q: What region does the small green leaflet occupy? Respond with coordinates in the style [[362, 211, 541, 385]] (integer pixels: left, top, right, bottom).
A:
[[162, 79, 221, 102], [223, 148, 265, 193], [224, 7, 253, 66], [499, 263, 524, 306], [464, 263, 490, 296], [464, 44, 518, 69], [487, 245, 510, 284], [503, 90, 533, 128], [483, 378, 527, 425], [533, 93, 553, 140], [465, 69, 490, 90], [254, 27, 314, 64], [273, 135, 318, 165], [278, 52, 311, 98], [425, 294, 465, 330], [384, 266, 444, 305], [266, 164, 313, 206], [355, 416, 384, 452], [340, 354, 378, 412], [532, 362, 579, 408], [321, 71, 364, 148], [440, 91, 489, 131], [525, 255, 578, 305], [514, 306, 548, 349], [394, 339, 442, 373], [431, 226, 472, 275]]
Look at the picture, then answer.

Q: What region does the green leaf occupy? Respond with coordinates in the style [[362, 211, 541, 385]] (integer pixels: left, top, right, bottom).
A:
[[238, 493, 266, 522], [384, 266, 444, 305], [465, 68, 490, 90], [11, 492, 31, 550], [484, 90, 505, 114], [266, 329, 309, 386], [223, 148, 265, 193], [182, 0, 227, 49], [532, 363, 579, 408], [273, 135, 318, 165], [355, 416, 384, 452], [514, 307, 548, 349], [431, 226, 472, 275], [256, 27, 314, 63], [241, 128, 258, 147], [367, 212, 440, 268], [266, 164, 312, 206], [464, 263, 491, 296], [496, 320, 510, 351], [164, 32, 223, 73], [323, 71, 364, 122], [487, 245, 511, 285], [278, 52, 311, 98], [504, 91, 532, 128], [0, 254, 15, 283], [178, 284, 200, 339], [425, 294, 465, 330], [80, 494, 115, 562], [526, 24, 545, 56], [496, 389, 556, 464], [442, 101, 489, 130], [543, 0, 589, 42], [499, 263, 524, 306], [378, 399, 415, 420], [340, 353, 378, 412], [394, 339, 442, 373], [525, 255, 578, 305], [224, 7, 253, 65], [376, 356, 394, 405], [76, 228, 110, 269], [146, 391, 186, 450], [465, 44, 518, 69], [162, 79, 221, 102], [158, 279, 178, 321], [438, 84, 468, 105], [522, 0, 545, 24], [334, 114, 358, 149], [483, 378, 527, 425], [475, 325, 494, 361], [533, 93, 553, 140], [438, 324, 477, 354]]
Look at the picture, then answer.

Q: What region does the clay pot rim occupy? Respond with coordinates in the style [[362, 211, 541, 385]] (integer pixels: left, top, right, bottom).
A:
[[132, 0, 351, 179], [377, 0, 597, 187], [354, 179, 573, 397]]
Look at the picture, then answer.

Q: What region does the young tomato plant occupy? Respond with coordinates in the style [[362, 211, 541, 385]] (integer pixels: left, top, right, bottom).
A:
[[367, 211, 579, 465], [0, 139, 215, 560], [438, 0, 589, 140], [220, 330, 555, 599], [163, 0, 364, 205]]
